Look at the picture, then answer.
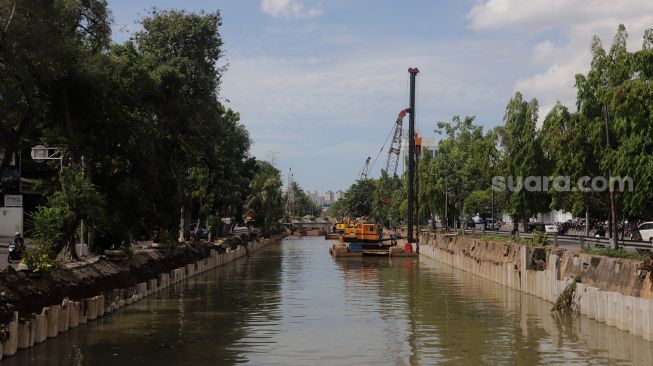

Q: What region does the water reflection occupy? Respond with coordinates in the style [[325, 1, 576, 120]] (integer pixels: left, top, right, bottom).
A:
[[3, 237, 651, 365]]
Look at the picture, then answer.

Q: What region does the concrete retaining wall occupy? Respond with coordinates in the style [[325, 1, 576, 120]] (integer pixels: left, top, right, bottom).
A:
[[0, 234, 283, 359], [418, 232, 653, 341]]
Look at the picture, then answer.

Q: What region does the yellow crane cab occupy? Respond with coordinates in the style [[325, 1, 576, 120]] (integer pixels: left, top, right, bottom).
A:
[[342, 223, 381, 243]]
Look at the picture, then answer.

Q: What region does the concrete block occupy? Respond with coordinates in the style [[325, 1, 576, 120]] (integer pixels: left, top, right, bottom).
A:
[[148, 279, 158, 294], [632, 297, 645, 336], [97, 295, 105, 317], [597, 291, 607, 323], [79, 300, 88, 324], [2, 312, 18, 357], [520, 245, 528, 292], [643, 299, 653, 341], [33, 311, 47, 344], [28, 316, 36, 348], [586, 287, 597, 319], [17, 318, 31, 350], [46, 305, 60, 338], [59, 299, 70, 332], [87, 297, 98, 321], [606, 292, 619, 327], [158, 273, 169, 289], [136, 282, 148, 296], [618, 296, 634, 332], [69, 301, 80, 328]]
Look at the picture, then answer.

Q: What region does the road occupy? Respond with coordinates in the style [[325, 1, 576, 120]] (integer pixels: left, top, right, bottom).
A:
[[0, 236, 23, 269]]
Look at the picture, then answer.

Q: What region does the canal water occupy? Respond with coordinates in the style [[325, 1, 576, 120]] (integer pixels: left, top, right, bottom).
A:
[[5, 237, 653, 365]]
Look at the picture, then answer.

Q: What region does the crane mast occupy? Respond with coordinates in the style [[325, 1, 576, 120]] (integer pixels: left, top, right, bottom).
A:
[[385, 109, 408, 176], [286, 168, 295, 217], [359, 156, 372, 180]]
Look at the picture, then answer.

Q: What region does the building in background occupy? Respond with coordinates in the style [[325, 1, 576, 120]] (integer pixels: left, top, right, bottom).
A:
[[335, 190, 344, 201], [309, 190, 320, 206], [324, 190, 334, 204]]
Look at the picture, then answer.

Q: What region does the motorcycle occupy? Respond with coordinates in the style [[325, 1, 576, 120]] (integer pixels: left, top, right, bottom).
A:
[[7, 242, 23, 263]]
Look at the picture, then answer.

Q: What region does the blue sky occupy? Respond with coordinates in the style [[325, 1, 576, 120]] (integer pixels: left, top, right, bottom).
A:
[[108, 0, 653, 194]]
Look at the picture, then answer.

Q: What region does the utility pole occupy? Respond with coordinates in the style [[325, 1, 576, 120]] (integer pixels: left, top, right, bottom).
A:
[[406, 67, 419, 244]]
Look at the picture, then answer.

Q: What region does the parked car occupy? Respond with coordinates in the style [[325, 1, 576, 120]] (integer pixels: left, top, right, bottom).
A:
[[637, 222, 653, 243], [544, 224, 559, 234], [526, 222, 546, 233]]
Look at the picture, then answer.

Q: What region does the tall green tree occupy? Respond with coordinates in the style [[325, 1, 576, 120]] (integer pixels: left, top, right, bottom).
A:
[[497, 92, 550, 229], [247, 161, 283, 235]]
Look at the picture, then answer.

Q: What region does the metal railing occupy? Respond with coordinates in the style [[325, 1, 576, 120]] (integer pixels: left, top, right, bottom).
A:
[[457, 228, 652, 251]]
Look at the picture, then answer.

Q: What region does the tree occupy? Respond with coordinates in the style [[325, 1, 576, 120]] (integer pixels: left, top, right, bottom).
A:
[[247, 161, 283, 235], [30, 165, 105, 260], [575, 25, 653, 244], [425, 116, 497, 228], [338, 179, 376, 219], [541, 103, 603, 234], [372, 170, 403, 227], [497, 92, 551, 229]]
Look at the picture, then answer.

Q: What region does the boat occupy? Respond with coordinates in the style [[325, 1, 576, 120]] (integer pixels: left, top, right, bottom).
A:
[[329, 221, 416, 257]]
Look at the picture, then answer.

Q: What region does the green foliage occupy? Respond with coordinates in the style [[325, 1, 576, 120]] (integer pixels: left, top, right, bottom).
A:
[[248, 161, 284, 234], [531, 231, 548, 246], [339, 179, 376, 219], [3, 6, 265, 256], [497, 92, 551, 225], [426, 116, 497, 227], [285, 181, 319, 217], [582, 247, 645, 260], [372, 170, 403, 227], [553, 275, 581, 313], [30, 165, 106, 257], [23, 243, 59, 273]]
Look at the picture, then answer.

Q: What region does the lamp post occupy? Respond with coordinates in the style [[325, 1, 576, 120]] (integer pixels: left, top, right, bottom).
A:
[[30, 145, 85, 250]]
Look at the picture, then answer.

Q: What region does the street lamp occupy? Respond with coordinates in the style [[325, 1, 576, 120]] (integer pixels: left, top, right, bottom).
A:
[[31, 145, 65, 169]]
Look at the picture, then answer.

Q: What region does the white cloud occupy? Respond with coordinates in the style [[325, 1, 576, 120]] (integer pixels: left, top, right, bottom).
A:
[[221, 37, 530, 190], [468, 0, 653, 119], [260, 0, 322, 19]]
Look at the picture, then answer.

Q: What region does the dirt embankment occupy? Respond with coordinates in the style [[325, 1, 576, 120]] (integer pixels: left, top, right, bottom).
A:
[[0, 237, 245, 325]]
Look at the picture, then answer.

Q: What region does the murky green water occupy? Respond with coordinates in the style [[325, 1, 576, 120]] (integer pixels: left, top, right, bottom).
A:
[[5, 237, 652, 365]]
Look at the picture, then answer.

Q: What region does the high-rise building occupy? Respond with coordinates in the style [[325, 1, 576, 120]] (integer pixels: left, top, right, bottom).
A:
[[324, 190, 334, 203], [335, 190, 344, 201], [309, 190, 320, 206]]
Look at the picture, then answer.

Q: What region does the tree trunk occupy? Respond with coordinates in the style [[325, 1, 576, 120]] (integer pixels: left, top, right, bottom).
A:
[[56, 239, 79, 262], [585, 207, 590, 237]]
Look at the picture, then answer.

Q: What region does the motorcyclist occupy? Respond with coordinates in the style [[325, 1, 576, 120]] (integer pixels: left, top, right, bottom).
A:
[[13, 232, 24, 250], [14, 231, 25, 247]]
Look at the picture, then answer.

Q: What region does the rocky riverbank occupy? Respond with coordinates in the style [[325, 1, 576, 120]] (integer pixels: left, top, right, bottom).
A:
[[0, 233, 285, 359]]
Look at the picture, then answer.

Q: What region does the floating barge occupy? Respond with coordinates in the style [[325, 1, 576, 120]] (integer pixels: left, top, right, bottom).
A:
[[325, 232, 340, 240], [328, 223, 417, 257]]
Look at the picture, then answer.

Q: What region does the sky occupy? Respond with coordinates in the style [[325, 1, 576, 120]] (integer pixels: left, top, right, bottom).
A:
[[108, 0, 653, 194]]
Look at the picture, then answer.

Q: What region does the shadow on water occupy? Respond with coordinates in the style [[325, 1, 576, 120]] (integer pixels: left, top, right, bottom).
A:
[[4, 237, 652, 365]]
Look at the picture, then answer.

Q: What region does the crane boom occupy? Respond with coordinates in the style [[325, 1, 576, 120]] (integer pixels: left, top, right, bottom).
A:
[[359, 156, 372, 180], [385, 109, 409, 176]]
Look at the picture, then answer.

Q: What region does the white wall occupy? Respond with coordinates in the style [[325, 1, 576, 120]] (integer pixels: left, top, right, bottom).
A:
[[0, 207, 23, 236]]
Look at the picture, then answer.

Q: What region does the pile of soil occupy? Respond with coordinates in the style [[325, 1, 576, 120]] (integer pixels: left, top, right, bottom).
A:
[[0, 241, 216, 325]]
